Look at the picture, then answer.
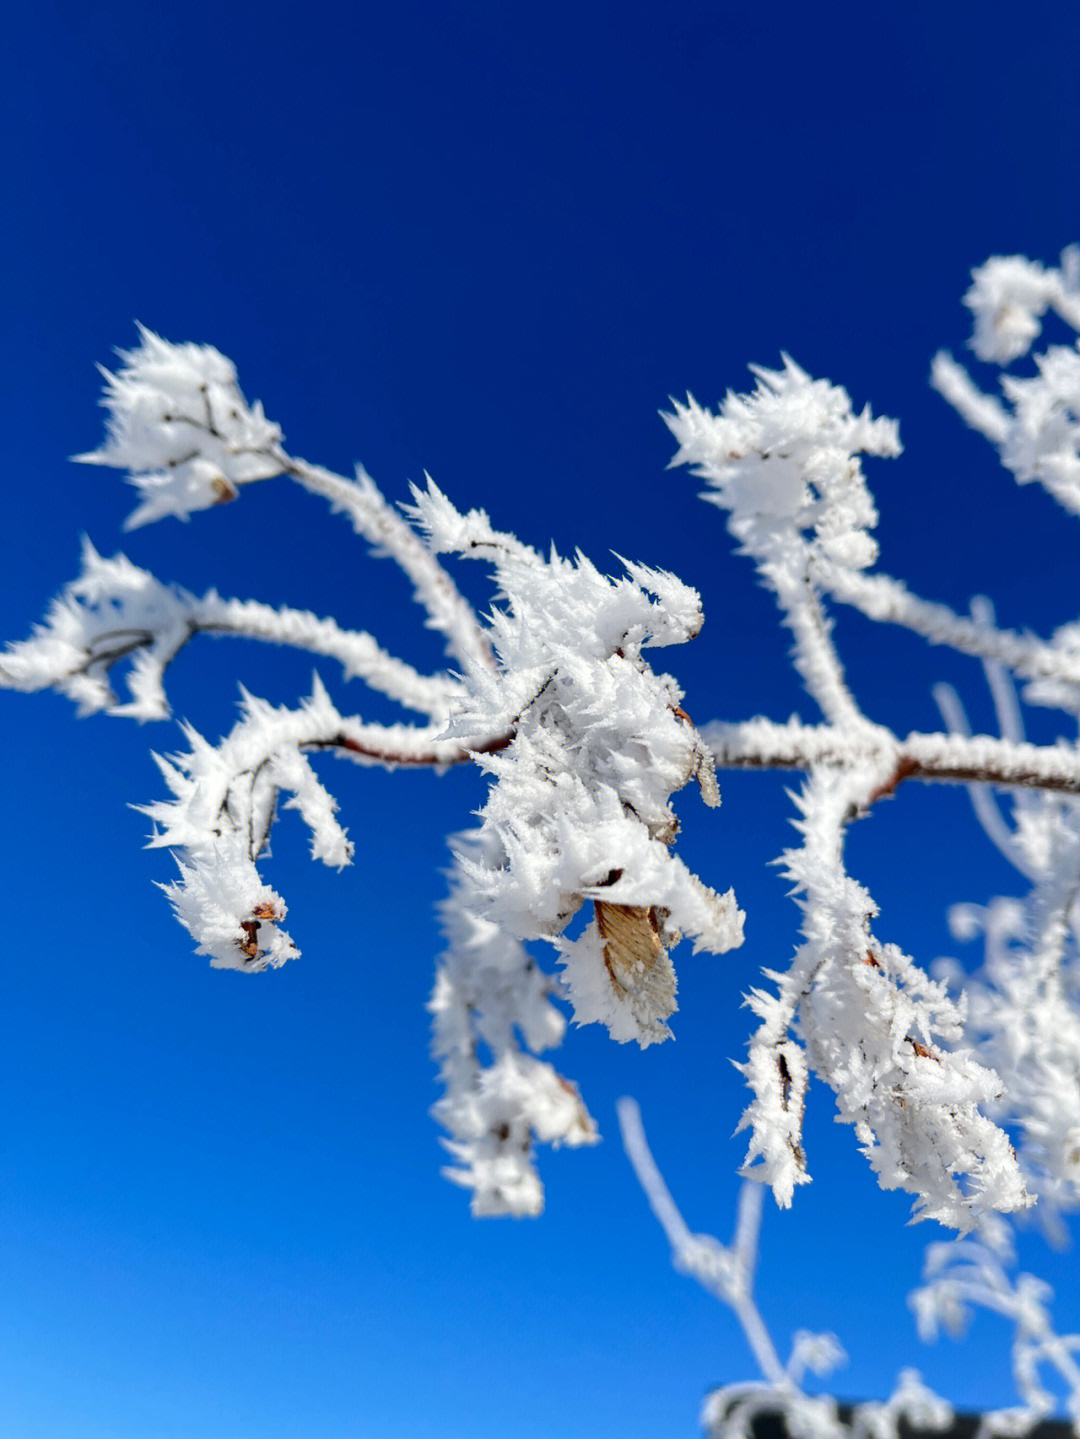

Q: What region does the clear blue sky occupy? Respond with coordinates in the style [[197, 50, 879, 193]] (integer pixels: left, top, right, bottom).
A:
[[3, 3, 1080, 1435]]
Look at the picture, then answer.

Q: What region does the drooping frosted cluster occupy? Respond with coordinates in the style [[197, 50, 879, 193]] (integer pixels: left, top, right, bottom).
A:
[[737, 762, 1029, 1229], [430, 831, 598, 1217], [141, 682, 356, 969]]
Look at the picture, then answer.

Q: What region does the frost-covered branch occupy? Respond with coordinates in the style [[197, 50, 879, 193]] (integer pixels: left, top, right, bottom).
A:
[[275, 458, 496, 675], [911, 1224, 1080, 1430], [76, 326, 494, 676], [0, 537, 462, 720], [705, 717, 1080, 796], [736, 756, 1029, 1229], [618, 1097, 789, 1386], [931, 249, 1080, 518], [74, 324, 287, 527], [409, 480, 744, 1054], [665, 358, 896, 732], [138, 677, 483, 969], [430, 835, 598, 1217], [13, 248, 1080, 1426], [819, 565, 1080, 697], [619, 1098, 954, 1439]]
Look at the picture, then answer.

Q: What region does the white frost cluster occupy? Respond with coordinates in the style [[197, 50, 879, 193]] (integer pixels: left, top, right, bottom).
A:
[[76, 324, 285, 528], [0, 538, 195, 719], [932, 248, 1080, 516], [934, 655, 1080, 1233], [666, 360, 900, 734], [140, 681, 357, 969], [738, 763, 1029, 1229], [910, 1225, 1080, 1428], [411, 480, 744, 1047], [665, 357, 900, 576], [702, 1371, 953, 1439], [961, 250, 1080, 364], [430, 832, 597, 1217]]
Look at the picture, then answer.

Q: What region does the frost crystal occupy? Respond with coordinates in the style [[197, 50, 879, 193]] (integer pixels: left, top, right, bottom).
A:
[[430, 831, 597, 1217]]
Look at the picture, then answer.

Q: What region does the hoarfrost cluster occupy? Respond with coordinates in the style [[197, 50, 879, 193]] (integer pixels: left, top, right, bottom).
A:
[[8, 249, 1080, 1428]]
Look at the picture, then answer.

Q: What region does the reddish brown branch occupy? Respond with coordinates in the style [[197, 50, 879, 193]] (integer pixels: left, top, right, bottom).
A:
[[306, 729, 513, 768], [712, 747, 1080, 797], [867, 756, 920, 803]]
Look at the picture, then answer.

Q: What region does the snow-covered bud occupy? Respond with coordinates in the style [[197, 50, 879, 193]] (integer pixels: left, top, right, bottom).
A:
[[160, 831, 297, 972], [75, 325, 284, 528], [138, 680, 360, 968], [963, 253, 1077, 364]]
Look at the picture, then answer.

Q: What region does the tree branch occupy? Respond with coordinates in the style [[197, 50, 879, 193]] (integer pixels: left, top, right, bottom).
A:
[[704, 718, 1080, 797]]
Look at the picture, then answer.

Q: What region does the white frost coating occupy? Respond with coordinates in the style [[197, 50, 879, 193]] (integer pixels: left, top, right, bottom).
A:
[[0, 537, 193, 719], [961, 250, 1080, 364], [162, 830, 296, 972], [1024, 618, 1080, 714], [938, 808, 1080, 1226], [910, 1228, 1080, 1428], [735, 762, 1030, 1230], [997, 345, 1080, 514], [663, 357, 899, 582], [619, 1102, 954, 1439], [75, 325, 285, 528], [930, 650, 1080, 1234], [704, 715, 1080, 796], [410, 479, 743, 1047], [139, 678, 462, 968], [705, 1369, 954, 1439], [932, 250, 1080, 516], [16, 254, 1080, 1424], [75, 323, 491, 675], [929, 351, 1010, 444], [665, 359, 899, 729], [0, 537, 461, 720], [431, 834, 597, 1216], [821, 562, 1080, 690], [283, 462, 496, 677]]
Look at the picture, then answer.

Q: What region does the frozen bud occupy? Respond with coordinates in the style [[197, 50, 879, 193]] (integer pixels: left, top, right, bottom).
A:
[[75, 325, 285, 528]]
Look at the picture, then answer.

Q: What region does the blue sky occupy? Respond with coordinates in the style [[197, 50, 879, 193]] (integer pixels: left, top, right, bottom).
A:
[[3, 2, 1080, 1435]]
